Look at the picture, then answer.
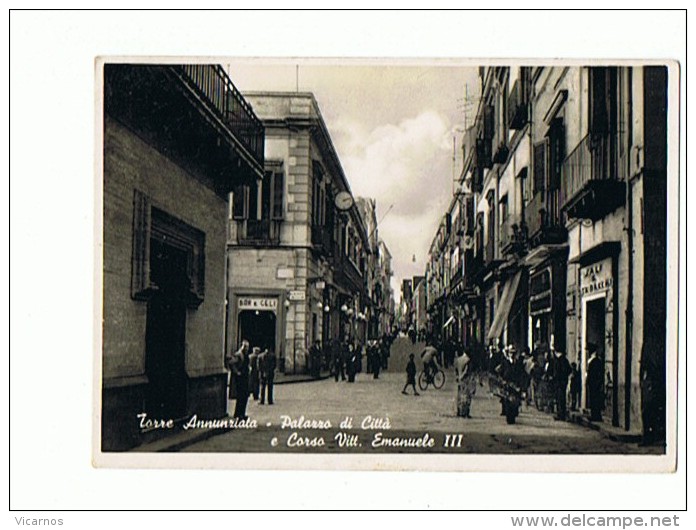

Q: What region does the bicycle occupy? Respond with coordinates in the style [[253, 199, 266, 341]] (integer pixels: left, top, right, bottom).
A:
[[418, 366, 446, 390]]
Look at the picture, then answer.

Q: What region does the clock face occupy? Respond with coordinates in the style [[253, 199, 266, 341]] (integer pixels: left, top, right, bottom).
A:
[[335, 191, 354, 211]]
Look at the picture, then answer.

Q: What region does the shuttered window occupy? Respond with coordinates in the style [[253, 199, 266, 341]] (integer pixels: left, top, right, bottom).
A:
[[533, 140, 548, 195]]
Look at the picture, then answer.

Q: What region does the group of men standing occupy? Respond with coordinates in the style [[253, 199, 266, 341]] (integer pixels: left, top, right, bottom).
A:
[[482, 336, 604, 423], [325, 335, 394, 383], [225, 340, 277, 420]]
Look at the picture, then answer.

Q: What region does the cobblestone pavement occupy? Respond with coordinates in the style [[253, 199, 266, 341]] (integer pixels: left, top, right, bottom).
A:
[[182, 338, 660, 454]]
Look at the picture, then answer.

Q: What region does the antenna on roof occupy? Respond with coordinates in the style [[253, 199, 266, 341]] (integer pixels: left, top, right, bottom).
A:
[[296, 65, 299, 92]]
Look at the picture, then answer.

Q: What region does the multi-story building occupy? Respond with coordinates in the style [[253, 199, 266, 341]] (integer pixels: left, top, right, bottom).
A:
[[356, 197, 380, 339], [377, 240, 396, 335], [102, 64, 265, 450], [426, 65, 667, 441], [226, 92, 369, 374]]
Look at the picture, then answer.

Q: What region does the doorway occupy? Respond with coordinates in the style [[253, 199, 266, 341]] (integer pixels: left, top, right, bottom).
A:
[[583, 296, 606, 412], [238, 310, 276, 352], [145, 239, 189, 419]]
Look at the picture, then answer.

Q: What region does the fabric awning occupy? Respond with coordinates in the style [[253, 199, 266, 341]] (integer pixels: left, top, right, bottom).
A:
[[443, 315, 455, 329], [487, 271, 523, 341]]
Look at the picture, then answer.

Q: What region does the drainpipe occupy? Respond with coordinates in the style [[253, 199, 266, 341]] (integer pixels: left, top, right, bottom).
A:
[[624, 68, 634, 431]]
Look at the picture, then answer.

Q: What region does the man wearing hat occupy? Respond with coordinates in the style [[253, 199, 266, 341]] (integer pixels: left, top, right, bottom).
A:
[[550, 335, 572, 421], [586, 343, 604, 421]]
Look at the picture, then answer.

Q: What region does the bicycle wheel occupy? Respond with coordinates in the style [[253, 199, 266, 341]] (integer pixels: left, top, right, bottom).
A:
[[432, 370, 445, 389], [417, 371, 429, 391]]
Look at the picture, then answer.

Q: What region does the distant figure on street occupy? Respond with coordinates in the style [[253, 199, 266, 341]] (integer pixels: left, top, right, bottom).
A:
[[454, 350, 474, 418], [586, 344, 604, 421], [402, 353, 420, 395], [226, 340, 250, 419], [259, 348, 276, 405], [569, 362, 581, 411], [332, 338, 346, 382], [249, 347, 260, 401], [371, 342, 381, 379], [550, 337, 571, 421], [309, 340, 322, 379], [346, 343, 357, 383]]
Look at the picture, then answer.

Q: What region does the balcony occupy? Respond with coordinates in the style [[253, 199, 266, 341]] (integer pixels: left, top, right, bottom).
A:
[[507, 79, 529, 130], [174, 64, 265, 167], [562, 134, 626, 221], [525, 191, 567, 249], [500, 214, 528, 256], [237, 219, 281, 245]]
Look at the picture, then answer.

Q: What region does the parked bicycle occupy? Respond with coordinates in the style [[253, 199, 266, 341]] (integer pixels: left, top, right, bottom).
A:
[[418, 366, 446, 390]]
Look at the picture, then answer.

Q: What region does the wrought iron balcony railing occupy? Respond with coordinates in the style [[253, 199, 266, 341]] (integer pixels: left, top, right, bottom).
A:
[[500, 214, 528, 256], [175, 64, 265, 166], [562, 134, 626, 220]]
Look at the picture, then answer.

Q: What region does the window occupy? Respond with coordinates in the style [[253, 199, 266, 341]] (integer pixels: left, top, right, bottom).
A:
[[232, 184, 248, 220], [233, 167, 284, 221], [499, 194, 508, 223], [547, 118, 565, 192], [533, 140, 548, 195]]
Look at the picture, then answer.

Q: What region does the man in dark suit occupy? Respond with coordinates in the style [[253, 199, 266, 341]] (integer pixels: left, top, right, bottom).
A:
[[259, 348, 276, 405], [586, 343, 604, 421], [226, 340, 250, 419]]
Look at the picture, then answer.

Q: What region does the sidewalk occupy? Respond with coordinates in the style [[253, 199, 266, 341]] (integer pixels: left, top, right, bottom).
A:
[[133, 370, 332, 452], [568, 410, 643, 443]]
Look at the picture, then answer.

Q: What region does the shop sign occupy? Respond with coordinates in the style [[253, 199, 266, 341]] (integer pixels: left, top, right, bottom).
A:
[[238, 297, 278, 311], [288, 290, 306, 301], [580, 258, 613, 296]]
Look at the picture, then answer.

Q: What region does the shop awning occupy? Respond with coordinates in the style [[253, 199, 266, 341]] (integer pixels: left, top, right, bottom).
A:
[[486, 271, 522, 341], [443, 315, 455, 329]]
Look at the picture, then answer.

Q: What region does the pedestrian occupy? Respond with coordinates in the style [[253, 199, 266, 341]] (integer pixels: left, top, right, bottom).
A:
[[309, 340, 322, 379], [332, 338, 346, 382], [454, 350, 474, 418], [248, 347, 260, 401], [371, 342, 380, 379], [550, 342, 571, 421], [226, 340, 250, 420], [259, 348, 276, 405], [569, 362, 581, 411], [586, 344, 604, 421], [402, 353, 420, 395], [346, 343, 357, 383]]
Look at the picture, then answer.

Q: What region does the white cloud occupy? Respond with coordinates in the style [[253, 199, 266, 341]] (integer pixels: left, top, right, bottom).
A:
[[330, 110, 454, 292]]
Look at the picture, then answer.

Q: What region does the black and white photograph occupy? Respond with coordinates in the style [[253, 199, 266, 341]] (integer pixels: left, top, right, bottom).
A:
[[98, 59, 674, 466], [10, 9, 687, 515]]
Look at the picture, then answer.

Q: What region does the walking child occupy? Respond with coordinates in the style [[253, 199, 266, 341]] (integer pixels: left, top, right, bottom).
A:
[[402, 353, 420, 395]]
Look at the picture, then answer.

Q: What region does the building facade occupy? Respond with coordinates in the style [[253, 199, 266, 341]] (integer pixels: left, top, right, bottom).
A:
[[226, 92, 369, 374], [426, 65, 667, 440], [102, 64, 265, 450]]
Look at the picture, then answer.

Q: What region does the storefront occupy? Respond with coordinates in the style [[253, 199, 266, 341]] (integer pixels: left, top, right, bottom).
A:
[[576, 253, 620, 427], [228, 290, 287, 364]]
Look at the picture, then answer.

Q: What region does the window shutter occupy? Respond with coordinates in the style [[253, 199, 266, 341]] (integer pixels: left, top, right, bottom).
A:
[[261, 171, 272, 220], [533, 141, 548, 194], [548, 121, 565, 192], [271, 171, 284, 220]]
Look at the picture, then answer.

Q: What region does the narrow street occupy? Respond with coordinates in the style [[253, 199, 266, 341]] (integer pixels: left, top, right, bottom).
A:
[[182, 337, 656, 454]]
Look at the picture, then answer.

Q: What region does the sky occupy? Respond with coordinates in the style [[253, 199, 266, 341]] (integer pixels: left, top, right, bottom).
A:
[[225, 59, 481, 303]]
